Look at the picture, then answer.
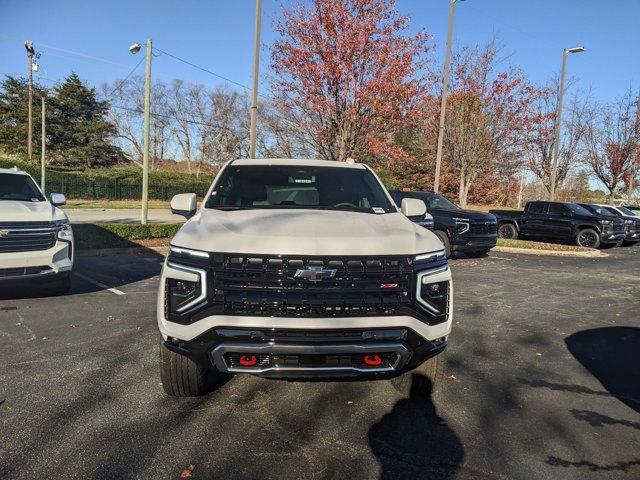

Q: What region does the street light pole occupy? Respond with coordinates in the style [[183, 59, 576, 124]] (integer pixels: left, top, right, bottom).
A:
[[549, 46, 584, 201], [25, 41, 35, 162], [41, 97, 46, 192], [433, 0, 460, 193], [141, 38, 153, 225], [248, 0, 263, 159]]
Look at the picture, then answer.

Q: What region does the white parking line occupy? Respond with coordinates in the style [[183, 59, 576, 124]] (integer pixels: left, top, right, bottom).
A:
[[72, 272, 126, 296]]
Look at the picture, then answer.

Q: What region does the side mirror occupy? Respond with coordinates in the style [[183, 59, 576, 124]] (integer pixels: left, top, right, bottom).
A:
[[50, 193, 66, 206], [171, 193, 197, 219], [401, 198, 427, 218]]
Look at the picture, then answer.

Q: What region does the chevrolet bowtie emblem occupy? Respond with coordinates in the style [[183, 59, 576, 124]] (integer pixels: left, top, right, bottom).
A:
[[0, 230, 9, 238], [293, 266, 337, 281]]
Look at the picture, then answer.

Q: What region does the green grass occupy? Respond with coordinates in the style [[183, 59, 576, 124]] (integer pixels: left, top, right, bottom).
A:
[[73, 223, 180, 250], [497, 238, 593, 252]]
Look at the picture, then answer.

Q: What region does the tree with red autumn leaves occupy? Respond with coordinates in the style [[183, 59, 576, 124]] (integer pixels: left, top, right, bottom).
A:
[[270, 0, 431, 166], [581, 89, 639, 199]]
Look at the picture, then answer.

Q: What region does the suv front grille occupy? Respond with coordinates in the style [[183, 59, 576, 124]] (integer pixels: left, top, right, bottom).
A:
[[166, 251, 449, 325], [470, 222, 497, 234], [0, 223, 56, 253], [210, 254, 413, 317]]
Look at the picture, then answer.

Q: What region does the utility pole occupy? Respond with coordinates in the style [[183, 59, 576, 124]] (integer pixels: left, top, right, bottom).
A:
[[433, 0, 460, 193], [141, 39, 153, 225], [248, 0, 262, 159], [517, 169, 525, 209], [549, 46, 584, 201], [25, 41, 35, 162], [41, 97, 46, 192]]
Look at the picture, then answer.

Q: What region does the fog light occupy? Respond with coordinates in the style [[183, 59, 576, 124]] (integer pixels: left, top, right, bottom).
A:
[[364, 354, 382, 366], [239, 355, 258, 366]]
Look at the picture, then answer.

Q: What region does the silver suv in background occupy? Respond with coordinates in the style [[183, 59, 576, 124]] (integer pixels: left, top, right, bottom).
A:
[[0, 167, 74, 294]]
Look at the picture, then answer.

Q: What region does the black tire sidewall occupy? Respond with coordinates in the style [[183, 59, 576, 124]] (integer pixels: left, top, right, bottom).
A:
[[576, 228, 601, 249], [498, 223, 517, 239], [434, 230, 451, 258]]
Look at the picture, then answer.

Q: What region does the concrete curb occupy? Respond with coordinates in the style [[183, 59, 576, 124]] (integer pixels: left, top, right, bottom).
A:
[[493, 246, 606, 258], [77, 246, 169, 257]]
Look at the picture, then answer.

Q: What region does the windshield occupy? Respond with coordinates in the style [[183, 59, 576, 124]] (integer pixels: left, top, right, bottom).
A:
[[616, 206, 635, 216], [585, 204, 615, 216], [413, 193, 459, 210], [0, 173, 45, 202], [205, 165, 394, 213], [566, 203, 593, 216]]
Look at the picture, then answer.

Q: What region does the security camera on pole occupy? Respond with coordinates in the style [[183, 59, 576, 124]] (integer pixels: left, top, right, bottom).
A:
[[25, 41, 35, 162], [129, 40, 152, 225]]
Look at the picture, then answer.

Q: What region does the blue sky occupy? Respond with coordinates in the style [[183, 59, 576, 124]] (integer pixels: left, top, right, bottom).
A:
[[1, 0, 639, 105]]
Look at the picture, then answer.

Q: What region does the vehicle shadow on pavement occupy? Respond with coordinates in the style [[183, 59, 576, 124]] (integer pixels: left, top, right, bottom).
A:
[[0, 250, 163, 300], [368, 378, 464, 480], [565, 327, 640, 415]]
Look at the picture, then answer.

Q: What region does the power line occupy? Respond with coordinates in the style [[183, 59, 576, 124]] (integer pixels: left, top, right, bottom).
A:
[[155, 47, 254, 93]]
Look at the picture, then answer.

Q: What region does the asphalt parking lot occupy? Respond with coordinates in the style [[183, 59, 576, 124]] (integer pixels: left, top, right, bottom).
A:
[[1, 246, 638, 480]]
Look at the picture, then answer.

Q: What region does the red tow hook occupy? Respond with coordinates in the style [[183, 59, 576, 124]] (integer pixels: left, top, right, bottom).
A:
[[363, 354, 382, 366], [239, 354, 258, 366]]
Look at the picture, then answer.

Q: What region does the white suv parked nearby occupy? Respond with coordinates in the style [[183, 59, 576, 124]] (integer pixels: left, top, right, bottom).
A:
[[158, 159, 452, 399], [0, 166, 74, 294]]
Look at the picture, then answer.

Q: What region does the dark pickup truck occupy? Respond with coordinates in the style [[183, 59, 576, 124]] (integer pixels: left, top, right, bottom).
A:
[[490, 201, 626, 248], [390, 190, 498, 257]]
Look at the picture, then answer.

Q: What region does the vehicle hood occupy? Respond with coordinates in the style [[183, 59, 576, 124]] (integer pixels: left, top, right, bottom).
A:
[[172, 209, 443, 256], [0, 200, 66, 223], [433, 208, 497, 222]]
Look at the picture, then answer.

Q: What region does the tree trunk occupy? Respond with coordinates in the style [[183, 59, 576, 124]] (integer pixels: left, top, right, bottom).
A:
[[458, 168, 466, 207]]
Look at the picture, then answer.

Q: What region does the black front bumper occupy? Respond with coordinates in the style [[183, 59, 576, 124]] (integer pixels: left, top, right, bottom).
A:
[[601, 232, 626, 244], [452, 235, 498, 252], [163, 327, 447, 378]]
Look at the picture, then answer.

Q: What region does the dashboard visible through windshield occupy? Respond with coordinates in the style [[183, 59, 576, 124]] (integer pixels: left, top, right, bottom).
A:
[[205, 165, 395, 213]]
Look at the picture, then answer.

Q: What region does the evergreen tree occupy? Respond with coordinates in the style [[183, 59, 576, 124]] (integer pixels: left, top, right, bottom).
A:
[[48, 73, 124, 167], [0, 75, 49, 160]]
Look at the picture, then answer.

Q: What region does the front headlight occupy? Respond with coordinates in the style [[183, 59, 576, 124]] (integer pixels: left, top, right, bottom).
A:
[[165, 262, 208, 315], [52, 220, 73, 241]]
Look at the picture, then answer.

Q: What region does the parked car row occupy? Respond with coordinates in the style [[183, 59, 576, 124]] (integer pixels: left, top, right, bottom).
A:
[[491, 201, 640, 249]]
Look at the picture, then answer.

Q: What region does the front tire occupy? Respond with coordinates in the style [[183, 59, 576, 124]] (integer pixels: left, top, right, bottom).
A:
[[434, 230, 452, 258], [498, 222, 518, 239], [159, 340, 227, 397], [575, 228, 601, 249], [390, 352, 445, 399]]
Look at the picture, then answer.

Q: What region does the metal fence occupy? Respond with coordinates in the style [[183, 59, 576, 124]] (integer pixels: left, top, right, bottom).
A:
[[42, 177, 211, 200]]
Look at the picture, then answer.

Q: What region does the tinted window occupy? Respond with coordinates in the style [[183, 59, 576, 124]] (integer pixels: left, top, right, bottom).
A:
[[412, 193, 459, 210], [527, 202, 545, 214], [566, 203, 592, 216], [206, 165, 394, 213], [616, 206, 635, 216], [0, 173, 45, 202], [548, 203, 568, 216], [585, 205, 615, 216]]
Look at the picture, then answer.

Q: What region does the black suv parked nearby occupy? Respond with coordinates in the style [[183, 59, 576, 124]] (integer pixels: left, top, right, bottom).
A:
[[390, 191, 498, 258], [582, 204, 640, 246], [491, 201, 626, 248]]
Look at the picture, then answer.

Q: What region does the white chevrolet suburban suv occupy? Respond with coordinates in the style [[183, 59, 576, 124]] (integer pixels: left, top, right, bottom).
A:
[[158, 159, 451, 398], [0, 167, 74, 294]]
